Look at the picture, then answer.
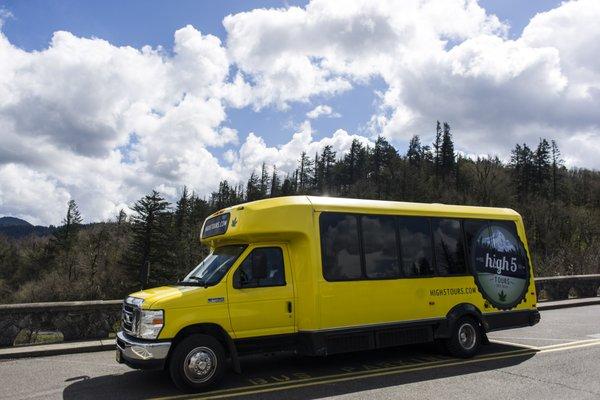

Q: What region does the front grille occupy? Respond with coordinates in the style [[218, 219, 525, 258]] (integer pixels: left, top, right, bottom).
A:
[[122, 302, 140, 335]]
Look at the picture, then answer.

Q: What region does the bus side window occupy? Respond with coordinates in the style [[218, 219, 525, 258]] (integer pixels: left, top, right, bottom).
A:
[[234, 247, 286, 288], [361, 215, 399, 279], [432, 218, 467, 275], [398, 217, 435, 277], [320, 213, 362, 281], [464, 219, 489, 273]]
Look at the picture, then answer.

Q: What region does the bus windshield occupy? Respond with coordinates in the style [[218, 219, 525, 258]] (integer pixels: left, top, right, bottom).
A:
[[180, 245, 246, 286]]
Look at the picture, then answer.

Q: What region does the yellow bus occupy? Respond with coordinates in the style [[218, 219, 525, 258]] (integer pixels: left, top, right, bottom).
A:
[[116, 196, 540, 391]]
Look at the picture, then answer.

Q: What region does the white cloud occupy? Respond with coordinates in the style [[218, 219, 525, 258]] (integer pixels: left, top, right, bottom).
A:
[[306, 104, 340, 119], [0, 25, 238, 224], [1, 0, 600, 224], [224, 0, 600, 166], [0, 164, 70, 226], [230, 121, 373, 178], [223, 0, 506, 109]]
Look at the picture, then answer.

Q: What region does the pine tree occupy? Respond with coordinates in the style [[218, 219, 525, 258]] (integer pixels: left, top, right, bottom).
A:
[[259, 163, 270, 199], [52, 200, 83, 281], [297, 152, 314, 193], [117, 209, 127, 225], [174, 186, 190, 236], [433, 121, 443, 176], [370, 137, 397, 198], [270, 165, 281, 197], [211, 180, 240, 209], [407, 135, 422, 166], [551, 140, 563, 201], [341, 139, 367, 188], [440, 122, 456, 175], [534, 138, 551, 196], [246, 171, 261, 201], [320, 145, 336, 193], [314, 152, 323, 192], [125, 190, 171, 289], [173, 187, 192, 276], [280, 175, 295, 195], [510, 143, 535, 200]]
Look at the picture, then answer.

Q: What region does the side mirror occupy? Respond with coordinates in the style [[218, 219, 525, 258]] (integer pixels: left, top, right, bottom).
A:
[[251, 252, 268, 280]]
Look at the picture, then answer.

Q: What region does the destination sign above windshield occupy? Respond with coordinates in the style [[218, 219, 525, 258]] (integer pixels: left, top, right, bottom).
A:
[[202, 213, 230, 239]]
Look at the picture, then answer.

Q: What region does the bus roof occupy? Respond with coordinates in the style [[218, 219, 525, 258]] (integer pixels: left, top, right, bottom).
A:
[[213, 195, 520, 219]]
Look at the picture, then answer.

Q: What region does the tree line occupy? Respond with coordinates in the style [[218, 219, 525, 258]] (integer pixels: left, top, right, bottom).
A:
[[1, 121, 599, 303]]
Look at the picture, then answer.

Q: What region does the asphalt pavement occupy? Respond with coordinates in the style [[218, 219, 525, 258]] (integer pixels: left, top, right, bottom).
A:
[[1, 305, 600, 400]]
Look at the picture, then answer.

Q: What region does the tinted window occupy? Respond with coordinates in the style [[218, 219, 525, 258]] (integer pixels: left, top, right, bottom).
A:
[[398, 217, 435, 276], [362, 215, 399, 278], [463, 219, 489, 265], [321, 213, 362, 280], [432, 218, 467, 275], [234, 247, 285, 288]]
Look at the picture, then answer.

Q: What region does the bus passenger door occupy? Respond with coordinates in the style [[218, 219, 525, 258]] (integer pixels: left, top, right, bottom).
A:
[[227, 245, 295, 338]]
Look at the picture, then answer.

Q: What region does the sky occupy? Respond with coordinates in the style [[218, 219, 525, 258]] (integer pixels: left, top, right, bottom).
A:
[[0, 0, 599, 225]]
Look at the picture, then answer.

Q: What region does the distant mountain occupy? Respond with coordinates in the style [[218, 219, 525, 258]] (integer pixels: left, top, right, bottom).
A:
[[0, 217, 54, 239], [480, 230, 516, 252], [0, 216, 32, 227]]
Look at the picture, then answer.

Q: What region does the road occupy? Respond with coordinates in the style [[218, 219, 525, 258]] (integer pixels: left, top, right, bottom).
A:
[[1, 305, 600, 400]]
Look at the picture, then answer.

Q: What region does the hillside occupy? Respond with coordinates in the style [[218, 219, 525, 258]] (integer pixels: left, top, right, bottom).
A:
[[0, 217, 32, 227], [0, 217, 54, 239]]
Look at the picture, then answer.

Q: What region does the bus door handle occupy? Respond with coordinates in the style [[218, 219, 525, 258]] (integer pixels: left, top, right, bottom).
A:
[[287, 301, 293, 313]]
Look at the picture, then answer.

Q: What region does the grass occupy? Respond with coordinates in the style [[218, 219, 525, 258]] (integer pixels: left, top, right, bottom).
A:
[[13, 330, 64, 346]]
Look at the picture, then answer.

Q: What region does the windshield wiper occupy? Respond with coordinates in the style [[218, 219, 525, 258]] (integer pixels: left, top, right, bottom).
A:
[[177, 276, 209, 287]]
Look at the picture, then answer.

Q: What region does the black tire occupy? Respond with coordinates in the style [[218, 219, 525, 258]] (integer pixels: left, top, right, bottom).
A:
[[445, 316, 482, 358], [169, 334, 226, 392]]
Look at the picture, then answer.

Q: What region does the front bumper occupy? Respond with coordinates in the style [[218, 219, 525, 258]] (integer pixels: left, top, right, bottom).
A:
[[116, 331, 171, 370]]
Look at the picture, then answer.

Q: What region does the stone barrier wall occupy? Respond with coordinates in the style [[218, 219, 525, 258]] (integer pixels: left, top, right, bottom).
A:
[[0, 300, 122, 347], [534, 274, 600, 301], [1, 275, 599, 347]]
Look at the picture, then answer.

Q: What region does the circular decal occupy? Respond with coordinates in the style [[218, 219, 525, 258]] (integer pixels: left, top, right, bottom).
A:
[[471, 224, 529, 310]]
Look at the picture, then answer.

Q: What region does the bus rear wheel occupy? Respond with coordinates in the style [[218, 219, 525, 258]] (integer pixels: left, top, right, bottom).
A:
[[169, 334, 226, 392], [445, 316, 481, 358]]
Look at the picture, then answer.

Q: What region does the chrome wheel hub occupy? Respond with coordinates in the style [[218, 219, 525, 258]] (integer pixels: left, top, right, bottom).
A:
[[183, 346, 217, 383], [458, 323, 477, 350]]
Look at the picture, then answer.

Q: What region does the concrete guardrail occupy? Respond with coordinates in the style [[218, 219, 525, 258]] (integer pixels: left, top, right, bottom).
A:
[[534, 274, 600, 302], [0, 300, 122, 347], [1, 275, 599, 347]]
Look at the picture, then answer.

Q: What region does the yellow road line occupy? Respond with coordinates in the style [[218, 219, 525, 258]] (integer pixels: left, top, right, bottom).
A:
[[489, 339, 540, 350], [537, 338, 600, 350], [152, 348, 535, 400], [154, 339, 600, 400], [199, 351, 539, 400], [538, 340, 600, 353]]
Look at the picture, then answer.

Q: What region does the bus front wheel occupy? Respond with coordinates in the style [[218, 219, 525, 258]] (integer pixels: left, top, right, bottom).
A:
[[445, 316, 481, 358], [169, 334, 226, 392]]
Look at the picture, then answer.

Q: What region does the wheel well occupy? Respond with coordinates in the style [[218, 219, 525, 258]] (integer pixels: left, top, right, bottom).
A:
[[167, 323, 241, 373], [171, 323, 232, 354], [435, 303, 487, 339]]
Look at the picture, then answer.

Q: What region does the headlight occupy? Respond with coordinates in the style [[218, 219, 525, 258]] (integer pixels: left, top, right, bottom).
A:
[[138, 309, 164, 339], [126, 296, 144, 307]]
